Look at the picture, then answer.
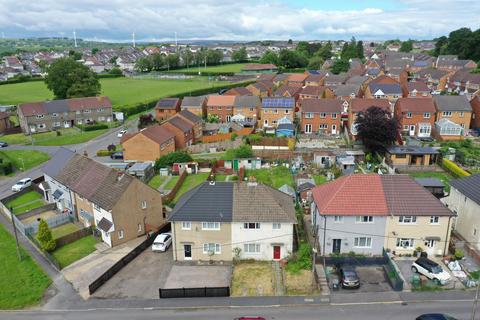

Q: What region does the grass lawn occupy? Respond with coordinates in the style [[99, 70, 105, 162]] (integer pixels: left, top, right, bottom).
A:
[[5, 191, 44, 215], [284, 269, 316, 295], [0, 150, 50, 171], [148, 174, 165, 189], [0, 223, 51, 309], [0, 77, 232, 109], [246, 166, 294, 189], [164, 176, 180, 190], [408, 171, 453, 192], [172, 173, 210, 203], [0, 128, 108, 146], [231, 261, 273, 296], [167, 63, 247, 73], [50, 223, 80, 240], [51, 235, 98, 269], [215, 174, 229, 182], [313, 174, 327, 185]]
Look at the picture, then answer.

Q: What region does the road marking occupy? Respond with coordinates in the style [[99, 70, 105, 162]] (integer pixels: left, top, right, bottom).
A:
[[304, 298, 314, 302]]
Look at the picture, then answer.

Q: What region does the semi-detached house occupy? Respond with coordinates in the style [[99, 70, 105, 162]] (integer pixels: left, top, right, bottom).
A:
[[311, 174, 454, 257], [168, 181, 296, 262]]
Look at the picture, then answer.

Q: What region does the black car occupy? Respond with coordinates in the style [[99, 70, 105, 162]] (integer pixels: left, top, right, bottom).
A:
[[0, 141, 8, 147], [416, 314, 457, 320], [339, 266, 360, 289], [110, 152, 124, 160]]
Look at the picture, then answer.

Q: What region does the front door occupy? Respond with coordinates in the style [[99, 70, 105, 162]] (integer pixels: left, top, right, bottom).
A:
[[332, 239, 342, 254], [273, 246, 281, 260], [425, 240, 436, 256], [184, 244, 192, 260], [409, 125, 415, 136], [331, 124, 337, 135]]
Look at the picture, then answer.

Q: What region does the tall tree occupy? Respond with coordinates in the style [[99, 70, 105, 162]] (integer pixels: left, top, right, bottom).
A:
[[356, 40, 364, 59], [260, 50, 280, 65], [181, 49, 195, 67], [165, 53, 180, 69], [232, 47, 248, 62], [315, 42, 332, 61], [45, 58, 100, 99], [354, 106, 400, 154], [37, 219, 56, 252], [330, 59, 349, 74], [150, 53, 164, 70], [400, 40, 414, 53], [134, 57, 153, 72], [279, 49, 308, 68], [307, 56, 324, 70]]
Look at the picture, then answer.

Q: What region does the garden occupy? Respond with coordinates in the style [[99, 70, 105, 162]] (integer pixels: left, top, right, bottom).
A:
[[0, 150, 51, 175], [245, 165, 294, 189], [5, 190, 45, 214], [231, 261, 274, 296], [51, 235, 98, 269]]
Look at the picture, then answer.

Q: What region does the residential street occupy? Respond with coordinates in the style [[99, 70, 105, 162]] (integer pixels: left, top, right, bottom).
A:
[[0, 300, 475, 320]]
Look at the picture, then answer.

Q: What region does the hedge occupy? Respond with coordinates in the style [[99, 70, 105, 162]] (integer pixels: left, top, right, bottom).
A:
[[442, 158, 471, 178], [116, 79, 256, 118], [0, 76, 44, 86], [169, 71, 236, 77], [97, 73, 124, 79], [96, 150, 114, 157], [0, 158, 13, 175], [76, 123, 109, 131]]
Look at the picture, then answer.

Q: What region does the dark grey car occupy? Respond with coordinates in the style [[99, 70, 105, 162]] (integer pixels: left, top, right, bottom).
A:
[[339, 266, 360, 289]]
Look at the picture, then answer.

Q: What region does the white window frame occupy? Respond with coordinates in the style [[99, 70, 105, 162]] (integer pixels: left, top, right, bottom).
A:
[[398, 216, 417, 224], [320, 113, 327, 118], [406, 112, 412, 118], [396, 238, 414, 248], [305, 113, 313, 119], [356, 216, 374, 223], [305, 124, 312, 133], [430, 216, 440, 224], [272, 223, 281, 230], [244, 243, 261, 253], [354, 237, 372, 248], [424, 112, 430, 119], [181, 221, 191, 230], [331, 113, 337, 119], [118, 230, 124, 239], [202, 222, 220, 230], [442, 111, 452, 117], [138, 224, 142, 232], [244, 222, 260, 229], [203, 243, 221, 254], [333, 216, 344, 223], [141, 200, 147, 209]]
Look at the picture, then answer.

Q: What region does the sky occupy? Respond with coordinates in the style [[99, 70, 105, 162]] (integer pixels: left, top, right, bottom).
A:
[[0, 0, 479, 42]]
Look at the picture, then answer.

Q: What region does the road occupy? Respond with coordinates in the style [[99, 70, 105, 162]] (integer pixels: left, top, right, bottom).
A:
[[0, 300, 474, 320]]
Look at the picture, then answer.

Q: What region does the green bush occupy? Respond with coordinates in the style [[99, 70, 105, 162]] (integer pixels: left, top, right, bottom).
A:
[[96, 150, 113, 157], [37, 219, 56, 252], [0, 158, 13, 175], [76, 123, 109, 131], [154, 151, 193, 170], [285, 243, 312, 274], [442, 159, 471, 178], [230, 133, 238, 141], [454, 249, 464, 260]]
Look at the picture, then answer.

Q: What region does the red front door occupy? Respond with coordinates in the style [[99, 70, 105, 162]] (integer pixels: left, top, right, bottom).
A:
[[273, 246, 281, 260]]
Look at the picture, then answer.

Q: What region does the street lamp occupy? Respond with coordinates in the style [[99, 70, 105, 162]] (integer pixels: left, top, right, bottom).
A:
[[312, 247, 317, 291], [18, 158, 25, 171]]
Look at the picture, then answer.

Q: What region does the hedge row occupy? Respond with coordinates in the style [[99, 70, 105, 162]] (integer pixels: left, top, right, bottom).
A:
[[169, 71, 236, 76], [97, 74, 124, 79], [0, 76, 44, 86], [115, 79, 256, 118], [96, 150, 115, 157], [442, 158, 471, 178], [76, 123, 109, 131], [0, 158, 13, 175]]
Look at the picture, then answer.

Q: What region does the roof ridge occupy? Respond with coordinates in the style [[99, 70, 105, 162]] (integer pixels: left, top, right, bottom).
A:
[[320, 174, 351, 212]]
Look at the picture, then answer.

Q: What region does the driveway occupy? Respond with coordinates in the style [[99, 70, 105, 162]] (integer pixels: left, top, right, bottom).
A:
[[331, 265, 393, 294], [92, 246, 173, 299], [163, 264, 232, 289]]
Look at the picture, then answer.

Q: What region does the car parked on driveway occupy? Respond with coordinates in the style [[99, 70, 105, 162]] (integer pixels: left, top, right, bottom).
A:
[[152, 233, 172, 252], [339, 266, 360, 289], [110, 152, 124, 160], [416, 314, 457, 320], [117, 129, 127, 138], [411, 257, 451, 285], [0, 141, 8, 147], [12, 178, 32, 192]]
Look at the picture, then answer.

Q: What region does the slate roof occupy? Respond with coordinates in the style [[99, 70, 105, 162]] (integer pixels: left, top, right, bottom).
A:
[[346, 75, 369, 85], [350, 98, 390, 113], [42, 147, 76, 178], [387, 145, 439, 155], [166, 116, 193, 133], [300, 86, 326, 97], [278, 184, 296, 198], [369, 83, 402, 95], [434, 95, 472, 112], [330, 84, 361, 97], [311, 174, 453, 216], [406, 81, 430, 93], [301, 98, 343, 113], [234, 95, 261, 108], [395, 98, 436, 113], [178, 109, 202, 124], [169, 182, 296, 223], [450, 174, 480, 206], [297, 182, 315, 193], [181, 96, 206, 108], [155, 98, 180, 109], [305, 74, 325, 82], [274, 85, 301, 97], [19, 96, 112, 116], [414, 178, 445, 188], [415, 68, 448, 80], [325, 73, 349, 84]]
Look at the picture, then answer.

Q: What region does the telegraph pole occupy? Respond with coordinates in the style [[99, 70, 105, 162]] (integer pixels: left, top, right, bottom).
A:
[[10, 207, 22, 261]]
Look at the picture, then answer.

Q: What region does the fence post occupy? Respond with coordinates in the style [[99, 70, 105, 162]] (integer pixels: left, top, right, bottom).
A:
[[183, 287, 185, 298], [159, 288, 161, 299], [204, 286, 207, 297]]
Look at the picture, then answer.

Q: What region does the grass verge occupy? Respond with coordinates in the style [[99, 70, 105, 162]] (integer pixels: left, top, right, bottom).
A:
[[0, 150, 51, 171]]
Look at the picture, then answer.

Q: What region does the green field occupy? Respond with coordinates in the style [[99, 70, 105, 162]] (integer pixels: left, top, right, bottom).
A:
[[0, 224, 51, 309], [0, 77, 231, 108], [5, 191, 45, 215], [167, 63, 247, 74], [164, 176, 180, 190], [0, 150, 51, 171], [313, 174, 328, 185], [52, 235, 98, 269], [0, 128, 108, 146]]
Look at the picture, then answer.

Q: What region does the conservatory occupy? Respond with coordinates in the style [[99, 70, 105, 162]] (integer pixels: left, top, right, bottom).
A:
[[434, 118, 463, 137]]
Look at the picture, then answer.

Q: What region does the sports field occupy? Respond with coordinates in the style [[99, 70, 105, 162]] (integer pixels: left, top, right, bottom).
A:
[[167, 63, 247, 73]]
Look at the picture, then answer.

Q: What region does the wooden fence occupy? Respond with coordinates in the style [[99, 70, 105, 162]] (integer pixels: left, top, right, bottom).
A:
[[201, 127, 254, 143], [163, 171, 187, 203], [56, 227, 93, 248]]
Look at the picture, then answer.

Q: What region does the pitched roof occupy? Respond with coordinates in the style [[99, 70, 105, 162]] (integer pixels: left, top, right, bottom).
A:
[[369, 83, 402, 95], [180, 96, 206, 108], [415, 68, 448, 80], [42, 147, 76, 178], [450, 174, 480, 206], [224, 87, 252, 96], [346, 75, 369, 85], [434, 95, 472, 112], [166, 116, 193, 133], [287, 73, 308, 83], [305, 74, 325, 82], [243, 63, 277, 71], [405, 81, 430, 93], [325, 73, 349, 84], [370, 75, 399, 85], [300, 86, 326, 97], [155, 98, 180, 109], [123, 124, 175, 145], [311, 174, 453, 216], [330, 84, 361, 97], [67, 96, 112, 111], [262, 97, 295, 109], [178, 109, 202, 124], [234, 95, 261, 108], [301, 98, 343, 113], [395, 98, 436, 113], [206, 95, 236, 106], [274, 84, 301, 96], [350, 98, 390, 113], [18, 96, 112, 116]]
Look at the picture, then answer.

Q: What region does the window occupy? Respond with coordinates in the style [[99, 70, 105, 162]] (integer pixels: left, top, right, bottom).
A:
[[218, 106, 222, 110], [320, 113, 327, 118], [36, 114, 45, 119], [76, 110, 81, 115], [356, 216, 373, 223], [138, 224, 142, 232], [354, 237, 372, 248], [442, 111, 452, 117], [226, 106, 232, 110], [396, 238, 414, 248], [399, 216, 417, 224], [244, 222, 260, 229], [424, 112, 430, 119], [305, 113, 313, 119], [285, 109, 289, 114], [182, 221, 191, 230], [430, 216, 439, 224], [202, 222, 220, 230], [406, 112, 412, 118], [319, 124, 328, 129], [333, 216, 344, 223], [244, 243, 261, 253], [83, 109, 91, 113], [118, 230, 124, 239], [459, 112, 464, 118], [249, 107, 254, 112], [474, 228, 477, 236], [331, 113, 337, 119], [94, 204, 101, 211], [419, 125, 431, 135], [273, 223, 281, 230], [272, 120, 277, 125], [141, 201, 147, 209], [305, 124, 312, 133], [203, 243, 221, 254], [403, 125, 409, 131], [209, 106, 213, 111], [53, 122, 61, 127], [273, 109, 278, 114], [98, 108, 104, 112]]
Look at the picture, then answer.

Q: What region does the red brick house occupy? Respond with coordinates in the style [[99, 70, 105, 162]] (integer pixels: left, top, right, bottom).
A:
[[471, 96, 480, 130], [394, 98, 436, 138], [402, 81, 431, 98], [206, 95, 236, 122], [155, 98, 181, 122], [299, 86, 326, 100], [176, 110, 203, 142], [348, 98, 391, 136], [161, 116, 194, 149], [300, 99, 343, 135]]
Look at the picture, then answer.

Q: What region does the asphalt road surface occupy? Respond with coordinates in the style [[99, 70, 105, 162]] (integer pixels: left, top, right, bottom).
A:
[[0, 301, 474, 320]]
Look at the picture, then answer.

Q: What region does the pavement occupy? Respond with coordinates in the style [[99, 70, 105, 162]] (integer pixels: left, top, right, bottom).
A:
[[163, 264, 232, 289], [93, 246, 174, 299], [332, 266, 392, 294]]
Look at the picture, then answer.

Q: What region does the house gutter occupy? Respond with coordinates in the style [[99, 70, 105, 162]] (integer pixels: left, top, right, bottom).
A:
[[443, 214, 454, 256]]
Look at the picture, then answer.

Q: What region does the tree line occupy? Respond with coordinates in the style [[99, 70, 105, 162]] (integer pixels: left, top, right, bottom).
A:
[[434, 27, 480, 62]]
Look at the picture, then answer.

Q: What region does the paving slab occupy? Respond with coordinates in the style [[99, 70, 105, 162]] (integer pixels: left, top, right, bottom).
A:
[[163, 265, 232, 289]]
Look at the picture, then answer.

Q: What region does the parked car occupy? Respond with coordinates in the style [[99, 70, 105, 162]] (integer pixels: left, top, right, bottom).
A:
[[11, 178, 32, 192], [152, 233, 172, 252], [0, 141, 8, 147], [234, 317, 266, 320], [117, 129, 127, 138], [416, 314, 457, 320], [338, 266, 360, 289], [411, 257, 451, 285], [110, 152, 124, 160]]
